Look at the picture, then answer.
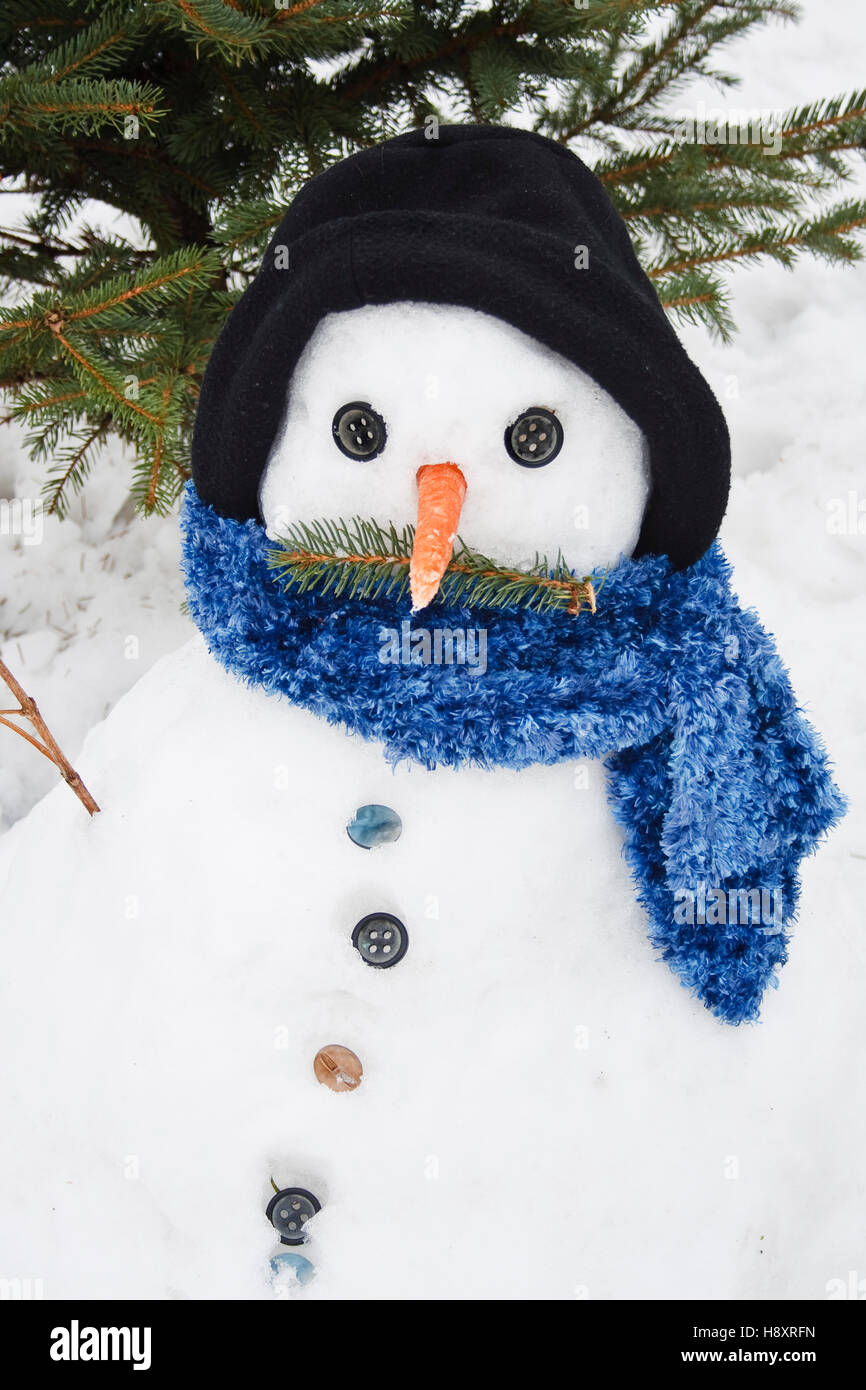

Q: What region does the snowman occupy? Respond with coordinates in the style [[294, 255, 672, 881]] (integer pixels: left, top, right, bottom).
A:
[[0, 127, 846, 1301]]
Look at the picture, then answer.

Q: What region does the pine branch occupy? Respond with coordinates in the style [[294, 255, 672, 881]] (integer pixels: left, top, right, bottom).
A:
[[0, 225, 84, 258], [268, 517, 600, 616], [212, 198, 284, 265], [0, 251, 220, 336], [607, 0, 721, 118], [555, 0, 792, 137], [778, 89, 866, 142], [649, 203, 866, 279], [1, 384, 88, 421], [655, 268, 734, 339], [156, 0, 272, 52], [0, 76, 164, 137], [43, 415, 111, 518], [336, 11, 535, 104]]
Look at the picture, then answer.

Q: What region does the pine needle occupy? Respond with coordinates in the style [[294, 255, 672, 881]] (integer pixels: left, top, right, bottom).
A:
[[267, 517, 601, 617]]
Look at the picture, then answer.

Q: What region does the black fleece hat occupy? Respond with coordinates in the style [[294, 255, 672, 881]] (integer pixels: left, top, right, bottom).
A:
[[192, 124, 729, 569]]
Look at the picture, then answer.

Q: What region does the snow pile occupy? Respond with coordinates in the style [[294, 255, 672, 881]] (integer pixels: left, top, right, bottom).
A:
[[0, 424, 188, 828]]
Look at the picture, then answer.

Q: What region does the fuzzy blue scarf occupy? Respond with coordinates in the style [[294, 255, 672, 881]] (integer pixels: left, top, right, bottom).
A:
[[181, 483, 844, 1025]]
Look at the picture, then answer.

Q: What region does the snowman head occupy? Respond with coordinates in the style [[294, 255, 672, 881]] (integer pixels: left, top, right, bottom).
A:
[[192, 125, 730, 580], [260, 302, 650, 610]]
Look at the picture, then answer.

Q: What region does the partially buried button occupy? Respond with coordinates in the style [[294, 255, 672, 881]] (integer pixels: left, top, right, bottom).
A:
[[269, 1251, 315, 1287], [352, 912, 408, 968], [346, 804, 402, 849], [267, 1187, 321, 1245]]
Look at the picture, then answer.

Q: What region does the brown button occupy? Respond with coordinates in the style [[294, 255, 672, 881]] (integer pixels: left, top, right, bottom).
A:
[[313, 1044, 363, 1092]]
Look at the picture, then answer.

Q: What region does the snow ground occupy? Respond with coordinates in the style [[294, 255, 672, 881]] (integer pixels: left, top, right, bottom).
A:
[[0, 430, 189, 829], [0, 1, 863, 1301]]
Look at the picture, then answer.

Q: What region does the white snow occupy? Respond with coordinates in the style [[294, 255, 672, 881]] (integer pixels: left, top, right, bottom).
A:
[[0, 0, 864, 1301], [0, 627, 861, 1300], [0, 426, 188, 830]]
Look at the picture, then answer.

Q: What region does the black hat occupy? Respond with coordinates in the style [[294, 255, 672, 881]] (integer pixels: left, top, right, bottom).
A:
[[191, 124, 729, 569]]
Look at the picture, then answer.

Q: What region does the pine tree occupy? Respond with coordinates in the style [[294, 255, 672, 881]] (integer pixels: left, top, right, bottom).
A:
[[1, 0, 864, 518]]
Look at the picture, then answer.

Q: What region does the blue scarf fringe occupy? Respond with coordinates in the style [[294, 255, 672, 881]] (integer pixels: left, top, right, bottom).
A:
[[181, 483, 845, 1024]]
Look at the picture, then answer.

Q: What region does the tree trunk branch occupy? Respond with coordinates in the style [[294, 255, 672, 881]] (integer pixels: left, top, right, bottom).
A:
[[0, 657, 100, 815]]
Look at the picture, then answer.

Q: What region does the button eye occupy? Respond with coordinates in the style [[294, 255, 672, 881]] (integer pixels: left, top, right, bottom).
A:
[[332, 401, 387, 460], [505, 407, 562, 467]]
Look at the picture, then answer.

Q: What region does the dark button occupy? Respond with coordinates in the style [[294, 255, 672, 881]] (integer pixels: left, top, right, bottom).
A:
[[332, 401, 387, 460], [347, 803, 402, 849], [352, 912, 408, 968], [505, 407, 563, 467], [267, 1187, 322, 1245]]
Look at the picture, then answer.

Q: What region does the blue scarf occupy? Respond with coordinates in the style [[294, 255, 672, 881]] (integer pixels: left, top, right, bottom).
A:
[[181, 483, 844, 1025]]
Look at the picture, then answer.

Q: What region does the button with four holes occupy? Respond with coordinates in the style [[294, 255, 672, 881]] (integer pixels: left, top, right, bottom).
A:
[[352, 912, 408, 968], [332, 401, 387, 460], [267, 1186, 322, 1245], [505, 406, 563, 467]]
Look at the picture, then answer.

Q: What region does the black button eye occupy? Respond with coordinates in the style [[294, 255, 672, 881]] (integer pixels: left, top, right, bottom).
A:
[[505, 407, 562, 467], [332, 401, 387, 460]]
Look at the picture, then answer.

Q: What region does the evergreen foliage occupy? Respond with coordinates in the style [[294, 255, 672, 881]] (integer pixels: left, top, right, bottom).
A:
[[2, 1, 864, 516], [268, 514, 600, 614]]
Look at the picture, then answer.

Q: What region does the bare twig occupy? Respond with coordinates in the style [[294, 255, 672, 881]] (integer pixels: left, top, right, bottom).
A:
[[0, 657, 99, 815]]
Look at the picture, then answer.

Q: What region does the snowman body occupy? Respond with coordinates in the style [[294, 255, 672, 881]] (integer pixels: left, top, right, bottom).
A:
[[0, 636, 656, 1300], [0, 636, 855, 1302]]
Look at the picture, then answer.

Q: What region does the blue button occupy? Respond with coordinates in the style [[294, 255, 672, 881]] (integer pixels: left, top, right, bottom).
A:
[[347, 804, 402, 849], [269, 1252, 315, 1288]]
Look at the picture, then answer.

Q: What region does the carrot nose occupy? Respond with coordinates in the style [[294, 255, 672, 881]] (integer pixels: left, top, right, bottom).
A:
[[409, 462, 467, 612]]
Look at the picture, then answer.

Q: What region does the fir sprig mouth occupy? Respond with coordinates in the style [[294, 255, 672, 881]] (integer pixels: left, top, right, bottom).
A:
[[267, 517, 602, 617]]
